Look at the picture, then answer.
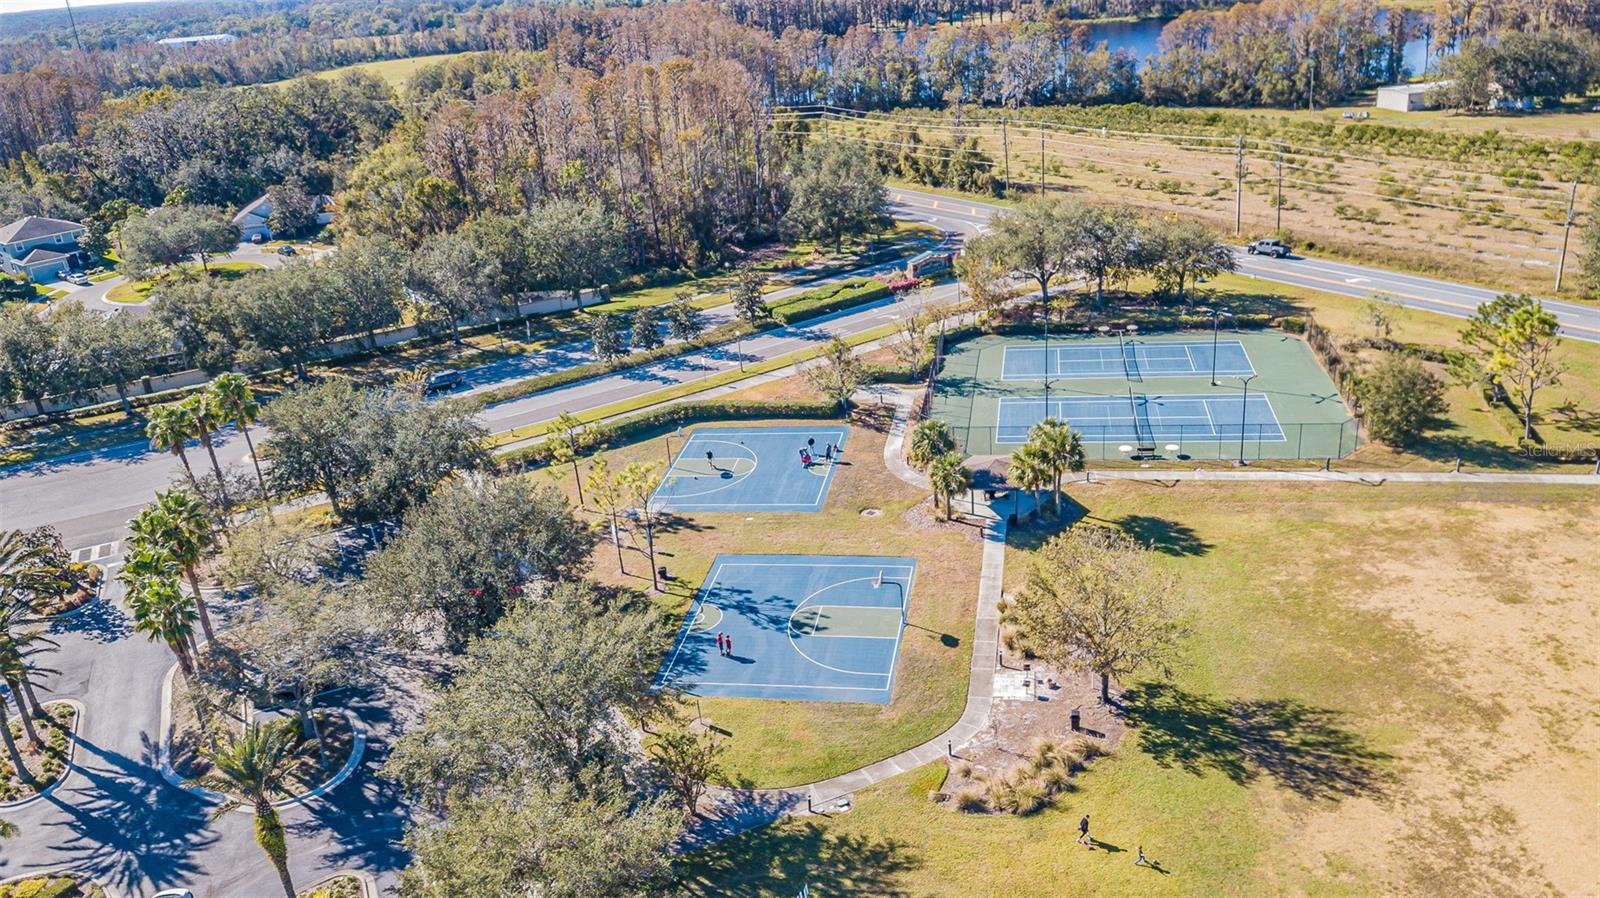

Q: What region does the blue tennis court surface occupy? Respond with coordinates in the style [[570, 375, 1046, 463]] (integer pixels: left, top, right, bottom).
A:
[[650, 426, 848, 513], [1002, 340, 1255, 381], [655, 554, 916, 704], [996, 393, 1284, 444]]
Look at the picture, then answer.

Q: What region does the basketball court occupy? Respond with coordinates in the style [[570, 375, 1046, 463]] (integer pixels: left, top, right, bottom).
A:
[[655, 554, 917, 705], [650, 425, 849, 513]]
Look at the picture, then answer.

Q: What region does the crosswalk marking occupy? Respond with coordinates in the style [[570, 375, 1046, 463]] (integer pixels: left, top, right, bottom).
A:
[[70, 540, 121, 564]]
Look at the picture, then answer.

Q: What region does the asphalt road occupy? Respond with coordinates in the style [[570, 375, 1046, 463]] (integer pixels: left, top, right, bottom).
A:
[[888, 187, 1600, 342]]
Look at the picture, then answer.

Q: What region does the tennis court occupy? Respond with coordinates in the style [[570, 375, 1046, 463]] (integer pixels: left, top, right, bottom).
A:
[[929, 331, 1357, 460], [1001, 339, 1256, 381], [655, 554, 917, 704], [996, 393, 1285, 445], [650, 426, 849, 513]]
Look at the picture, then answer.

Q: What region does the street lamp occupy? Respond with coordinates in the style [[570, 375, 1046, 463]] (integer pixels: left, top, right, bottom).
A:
[[664, 425, 684, 469], [1237, 373, 1258, 465], [1198, 306, 1231, 386]]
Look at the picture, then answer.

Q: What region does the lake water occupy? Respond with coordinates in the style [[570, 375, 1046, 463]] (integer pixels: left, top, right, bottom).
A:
[[1079, 14, 1435, 77]]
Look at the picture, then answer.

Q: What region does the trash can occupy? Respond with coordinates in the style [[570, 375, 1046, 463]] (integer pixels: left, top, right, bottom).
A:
[[1070, 707, 1081, 732]]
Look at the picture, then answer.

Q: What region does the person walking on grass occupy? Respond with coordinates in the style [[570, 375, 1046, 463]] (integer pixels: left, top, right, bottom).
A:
[[1134, 845, 1150, 867], [1077, 814, 1091, 847]]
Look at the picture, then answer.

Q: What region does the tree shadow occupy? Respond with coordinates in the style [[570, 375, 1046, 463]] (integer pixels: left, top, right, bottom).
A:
[[1121, 682, 1392, 802], [47, 595, 132, 643], [677, 816, 921, 897], [35, 732, 216, 894], [1108, 515, 1210, 556]]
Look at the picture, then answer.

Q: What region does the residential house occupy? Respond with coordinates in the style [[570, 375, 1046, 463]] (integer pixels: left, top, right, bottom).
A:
[[0, 216, 86, 282], [233, 192, 335, 242]]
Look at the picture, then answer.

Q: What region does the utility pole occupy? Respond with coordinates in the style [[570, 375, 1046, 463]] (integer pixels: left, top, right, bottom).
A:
[[1001, 118, 1010, 192], [63, 0, 88, 57], [1039, 125, 1046, 195], [1234, 136, 1245, 237], [1555, 180, 1578, 292], [1275, 154, 1285, 232]]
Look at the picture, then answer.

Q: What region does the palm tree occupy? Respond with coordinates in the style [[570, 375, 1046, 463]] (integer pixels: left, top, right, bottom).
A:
[[210, 373, 269, 509], [0, 530, 64, 606], [180, 393, 231, 509], [147, 403, 200, 490], [927, 451, 970, 520], [1025, 418, 1084, 514], [194, 721, 310, 898], [907, 419, 956, 471], [1009, 443, 1051, 521], [0, 602, 58, 722], [122, 574, 199, 676], [0, 702, 31, 788], [129, 490, 217, 640]]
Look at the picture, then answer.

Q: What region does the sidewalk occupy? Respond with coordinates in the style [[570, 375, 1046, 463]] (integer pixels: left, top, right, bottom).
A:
[[1073, 468, 1600, 485]]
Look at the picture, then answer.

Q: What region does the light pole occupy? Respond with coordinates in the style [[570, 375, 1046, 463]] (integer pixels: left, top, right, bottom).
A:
[[664, 425, 684, 469], [1201, 306, 1231, 385], [1237, 373, 1258, 465]]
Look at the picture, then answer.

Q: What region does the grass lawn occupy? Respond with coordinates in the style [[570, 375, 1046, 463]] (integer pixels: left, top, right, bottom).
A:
[[1188, 273, 1600, 470], [105, 261, 265, 304], [256, 51, 480, 90], [681, 480, 1600, 897], [0, 408, 147, 467], [537, 411, 982, 787]]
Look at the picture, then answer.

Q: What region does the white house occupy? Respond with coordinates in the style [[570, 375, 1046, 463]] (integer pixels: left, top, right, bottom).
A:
[[156, 34, 237, 47], [232, 192, 335, 242], [0, 216, 85, 282], [1375, 80, 1452, 112]]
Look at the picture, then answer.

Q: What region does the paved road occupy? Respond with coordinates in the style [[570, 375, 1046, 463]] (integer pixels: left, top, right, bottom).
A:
[[0, 572, 409, 898], [889, 187, 1600, 342]]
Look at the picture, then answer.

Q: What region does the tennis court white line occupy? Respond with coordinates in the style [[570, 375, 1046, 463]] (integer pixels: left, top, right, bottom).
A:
[[1201, 400, 1217, 433]]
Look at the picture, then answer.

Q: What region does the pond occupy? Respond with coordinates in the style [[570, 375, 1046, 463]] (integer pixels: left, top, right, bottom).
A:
[[1076, 13, 1438, 77]]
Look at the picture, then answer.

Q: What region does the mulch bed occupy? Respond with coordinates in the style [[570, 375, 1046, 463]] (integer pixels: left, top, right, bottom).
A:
[[0, 874, 105, 898], [299, 874, 365, 898], [30, 565, 102, 617], [902, 496, 988, 543], [1, 702, 78, 801], [936, 662, 1126, 814]]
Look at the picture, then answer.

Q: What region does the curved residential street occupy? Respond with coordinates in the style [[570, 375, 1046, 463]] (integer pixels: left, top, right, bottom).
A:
[[2, 192, 1593, 897]]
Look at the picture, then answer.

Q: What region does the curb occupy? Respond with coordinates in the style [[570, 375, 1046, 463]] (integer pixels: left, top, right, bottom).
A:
[[35, 567, 109, 623], [0, 698, 86, 810], [158, 662, 367, 814], [304, 870, 380, 898]]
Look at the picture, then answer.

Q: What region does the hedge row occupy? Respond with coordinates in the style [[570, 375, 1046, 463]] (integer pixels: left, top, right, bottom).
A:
[[498, 399, 841, 469], [770, 278, 891, 324], [466, 319, 758, 410]]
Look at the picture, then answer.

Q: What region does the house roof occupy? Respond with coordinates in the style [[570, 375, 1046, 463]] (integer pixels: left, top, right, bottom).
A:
[[0, 216, 84, 244], [20, 248, 71, 264], [1376, 80, 1453, 96], [232, 192, 336, 227], [232, 195, 272, 227]]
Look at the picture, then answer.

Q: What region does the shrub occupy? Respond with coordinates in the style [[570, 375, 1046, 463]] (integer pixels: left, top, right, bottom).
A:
[[954, 786, 987, 812], [952, 759, 974, 779], [1009, 778, 1049, 815], [769, 278, 891, 324], [1354, 355, 1447, 447]]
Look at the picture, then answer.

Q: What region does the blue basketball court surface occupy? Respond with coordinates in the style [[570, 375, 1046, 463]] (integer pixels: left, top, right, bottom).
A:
[[1002, 339, 1256, 381], [996, 393, 1285, 445], [649, 425, 849, 513], [655, 554, 917, 704]]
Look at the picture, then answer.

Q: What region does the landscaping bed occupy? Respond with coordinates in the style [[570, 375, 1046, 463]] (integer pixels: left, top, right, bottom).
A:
[[1, 703, 78, 802], [169, 669, 356, 798], [298, 874, 366, 898], [0, 875, 105, 898], [30, 563, 101, 617]]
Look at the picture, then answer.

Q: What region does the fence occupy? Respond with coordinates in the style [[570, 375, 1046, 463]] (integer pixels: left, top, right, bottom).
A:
[[950, 419, 1361, 462]]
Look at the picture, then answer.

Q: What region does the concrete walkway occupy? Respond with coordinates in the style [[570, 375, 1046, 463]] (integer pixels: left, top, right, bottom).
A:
[[692, 388, 1003, 841]]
